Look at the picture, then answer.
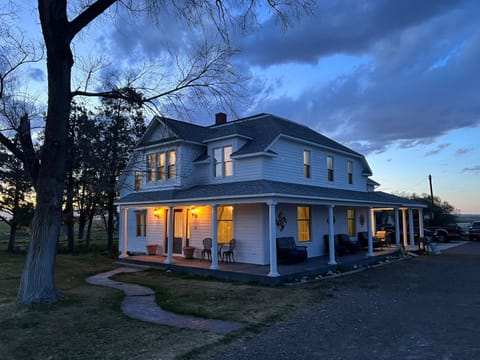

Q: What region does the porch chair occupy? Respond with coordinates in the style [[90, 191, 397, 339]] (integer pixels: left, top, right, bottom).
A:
[[276, 237, 308, 263], [222, 239, 236, 263], [200, 237, 212, 261], [335, 234, 361, 253]]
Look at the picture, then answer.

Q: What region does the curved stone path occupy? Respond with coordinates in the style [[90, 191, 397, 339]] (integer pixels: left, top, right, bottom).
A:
[[86, 267, 246, 334]]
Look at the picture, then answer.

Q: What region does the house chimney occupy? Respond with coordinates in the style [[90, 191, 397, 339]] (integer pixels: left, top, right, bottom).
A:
[[215, 112, 227, 125]]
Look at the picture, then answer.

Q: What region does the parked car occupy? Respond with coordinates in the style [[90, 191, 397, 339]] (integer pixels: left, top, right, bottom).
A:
[[469, 221, 480, 241], [379, 225, 449, 243]]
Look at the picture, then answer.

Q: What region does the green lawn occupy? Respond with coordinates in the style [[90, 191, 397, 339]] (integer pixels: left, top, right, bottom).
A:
[[0, 248, 331, 360]]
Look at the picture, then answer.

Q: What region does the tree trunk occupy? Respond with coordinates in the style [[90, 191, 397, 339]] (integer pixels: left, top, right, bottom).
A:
[[17, 1, 73, 304], [17, 200, 64, 304], [86, 208, 95, 248], [7, 222, 17, 253]]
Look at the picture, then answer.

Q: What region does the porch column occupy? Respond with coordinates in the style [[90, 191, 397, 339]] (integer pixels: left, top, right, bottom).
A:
[[370, 208, 376, 236], [328, 205, 336, 265], [401, 208, 408, 248], [268, 202, 279, 277], [164, 205, 174, 264], [210, 204, 219, 270], [394, 208, 401, 248], [418, 208, 425, 238], [367, 207, 374, 257], [120, 207, 129, 258], [408, 208, 415, 250]]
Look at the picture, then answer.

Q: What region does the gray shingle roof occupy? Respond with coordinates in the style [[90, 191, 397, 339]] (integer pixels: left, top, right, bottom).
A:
[[117, 180, 426, 208], [138, 114, 368, 164]]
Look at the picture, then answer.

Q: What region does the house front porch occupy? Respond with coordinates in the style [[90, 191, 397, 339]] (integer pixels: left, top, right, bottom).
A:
[[117, 246, 401, 285]]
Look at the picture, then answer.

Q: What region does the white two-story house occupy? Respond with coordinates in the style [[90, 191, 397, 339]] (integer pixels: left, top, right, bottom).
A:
[[116, 113, 426, 276]]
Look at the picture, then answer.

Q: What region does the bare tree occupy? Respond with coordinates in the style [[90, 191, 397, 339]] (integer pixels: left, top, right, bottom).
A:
[[0, 1, 312, 305]]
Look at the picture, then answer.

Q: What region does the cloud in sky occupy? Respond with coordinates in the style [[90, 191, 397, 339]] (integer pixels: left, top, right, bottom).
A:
[[455, 148, 473, 157], [424, 143, 450, 157], [462, 165, 480, 173], [233, 0, 480, 154]]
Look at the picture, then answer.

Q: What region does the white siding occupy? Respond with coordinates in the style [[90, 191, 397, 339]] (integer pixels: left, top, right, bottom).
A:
[[232, 204, 265, 264], [263, 137, 367, 191]]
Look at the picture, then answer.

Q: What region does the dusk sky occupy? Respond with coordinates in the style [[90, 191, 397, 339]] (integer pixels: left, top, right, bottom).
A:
[[6, 0, 480, 214]]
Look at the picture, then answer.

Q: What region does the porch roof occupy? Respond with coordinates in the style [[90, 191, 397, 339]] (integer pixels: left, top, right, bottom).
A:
[[116, 179, 426, 208]]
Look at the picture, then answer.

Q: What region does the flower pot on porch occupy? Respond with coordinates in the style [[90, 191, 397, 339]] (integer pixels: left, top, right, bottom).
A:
[[183, 246, 195, 259], [146, 244, 158, 255]]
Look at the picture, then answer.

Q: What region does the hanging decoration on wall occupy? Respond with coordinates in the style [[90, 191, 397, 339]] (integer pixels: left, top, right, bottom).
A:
[[359, 214, 365, 226], [276, 212, 287, 231]]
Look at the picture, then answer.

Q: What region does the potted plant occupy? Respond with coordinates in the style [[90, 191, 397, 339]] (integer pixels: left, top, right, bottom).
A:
[[146, 243, 158, 255], [183, 239, 195, 259]]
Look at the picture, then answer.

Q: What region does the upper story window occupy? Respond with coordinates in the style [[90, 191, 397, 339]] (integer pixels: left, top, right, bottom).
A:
[[327, 155, 334, 182], [134, 171, 142, 191], [146, 154, 155, 182], [157, 153, 166, 181], [214, 145, 233, 178], [347, 160, 353, 184], [144, 150, 176, 183], [303, 150, 311, 178], [167, 150, 176, 179]]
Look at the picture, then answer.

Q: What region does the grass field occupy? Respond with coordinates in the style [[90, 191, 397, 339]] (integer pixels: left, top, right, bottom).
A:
[[0, 245, 331, 359]]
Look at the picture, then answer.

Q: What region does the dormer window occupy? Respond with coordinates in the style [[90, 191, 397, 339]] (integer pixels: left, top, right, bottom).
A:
[[146, 154, 155, 182], [134, 171, 142, 190], [167, 150, 176, 179], [214, 146, 233, 177], [157, 153, 166, 180]]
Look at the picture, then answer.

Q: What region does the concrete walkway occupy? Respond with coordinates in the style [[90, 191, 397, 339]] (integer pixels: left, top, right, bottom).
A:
[[86, 267, 246, 334]]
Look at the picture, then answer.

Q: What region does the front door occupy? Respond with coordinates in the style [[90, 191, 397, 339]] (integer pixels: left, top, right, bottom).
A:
[[164, 209, 185, 254], [172, 209, 184, 254]]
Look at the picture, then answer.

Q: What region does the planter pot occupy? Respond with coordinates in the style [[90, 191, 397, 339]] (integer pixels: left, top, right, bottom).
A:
[[183, 246, 195, 259], [146, 244, 158, 255]]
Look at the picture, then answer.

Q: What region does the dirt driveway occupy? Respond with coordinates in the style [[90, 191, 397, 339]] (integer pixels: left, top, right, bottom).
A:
[[210, 242, 480, 360]]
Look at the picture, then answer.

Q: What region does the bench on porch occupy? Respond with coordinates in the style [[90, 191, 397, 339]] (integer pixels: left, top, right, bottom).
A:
[[323, 234, 360, 256], [276, 237, 308, 263]]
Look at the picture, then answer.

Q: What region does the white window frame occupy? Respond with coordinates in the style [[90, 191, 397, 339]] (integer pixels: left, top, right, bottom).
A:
[[214, 145, 233, 178], [303, 150, 311, 179]]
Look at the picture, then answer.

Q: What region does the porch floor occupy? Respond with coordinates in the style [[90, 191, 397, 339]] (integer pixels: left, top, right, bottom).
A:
[[118, 247, 401, 285]]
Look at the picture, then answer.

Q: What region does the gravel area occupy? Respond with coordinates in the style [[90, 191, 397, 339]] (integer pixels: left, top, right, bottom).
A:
[[209, 241, 480, 360]]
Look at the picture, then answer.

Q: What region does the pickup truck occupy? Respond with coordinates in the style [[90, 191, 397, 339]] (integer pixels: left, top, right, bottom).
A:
[[469, 221, 480, 241]]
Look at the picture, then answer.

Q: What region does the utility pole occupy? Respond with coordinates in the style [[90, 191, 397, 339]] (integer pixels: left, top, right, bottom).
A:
[[428, 174, 434, 205]]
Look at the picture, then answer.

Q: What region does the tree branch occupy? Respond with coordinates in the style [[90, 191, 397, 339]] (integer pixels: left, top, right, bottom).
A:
[[69, 0, 118, 38]]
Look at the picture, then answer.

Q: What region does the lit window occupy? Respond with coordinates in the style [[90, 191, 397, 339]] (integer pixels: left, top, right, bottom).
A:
[[224, 146, 233, 176], [217, 206, 233, 244], [134, 171, 142, 190], [347, 209, 355, 237], [214, 146, 233, 177], [348, 160, 353, 184], [327, 155, 334, 182], [157, 153, 166, 180], [146, 154, 155, 182], [297, 206, 311, 242], [304, 150, 311, 178], [167, 150, 176, 179], [135, 210, 146, 237]]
